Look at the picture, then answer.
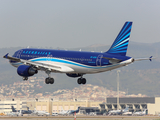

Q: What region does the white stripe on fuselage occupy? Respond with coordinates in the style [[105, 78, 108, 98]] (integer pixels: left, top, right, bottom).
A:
[[10, 57, 133, 74]]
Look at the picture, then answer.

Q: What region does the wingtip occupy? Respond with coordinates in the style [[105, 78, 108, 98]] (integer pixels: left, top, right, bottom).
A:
[[3, 53, 9, 58], [149, 56, 153, 61]]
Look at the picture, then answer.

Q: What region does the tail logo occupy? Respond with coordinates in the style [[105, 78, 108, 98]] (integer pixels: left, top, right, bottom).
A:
[[107, 22, 132, 56]]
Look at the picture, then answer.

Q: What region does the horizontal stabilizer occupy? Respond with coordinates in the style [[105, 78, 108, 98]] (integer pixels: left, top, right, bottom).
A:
[[134, 56, 154, 62]]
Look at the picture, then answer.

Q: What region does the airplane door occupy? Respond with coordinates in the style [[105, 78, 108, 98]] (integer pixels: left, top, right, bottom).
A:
[[96, 55, 103, 66], [47, 54, 52, 61], [16, 50, 23, 58]]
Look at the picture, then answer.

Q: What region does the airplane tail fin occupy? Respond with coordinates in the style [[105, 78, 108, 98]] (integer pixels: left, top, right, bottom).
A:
[[61, 107, 64, 112], [106, 22, 133, 56], [11, 106, 16, 112], [123, 106, 129, 112]]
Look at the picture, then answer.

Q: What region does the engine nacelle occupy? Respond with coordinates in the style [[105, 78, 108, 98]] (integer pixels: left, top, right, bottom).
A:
[[66, 73, 81, 78], [17, 65, 38, 77]]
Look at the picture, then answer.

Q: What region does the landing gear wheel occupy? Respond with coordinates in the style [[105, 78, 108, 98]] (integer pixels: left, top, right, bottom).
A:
[[45, 77, 54, 84], [82, 78, 86, 84], [45, 78, 49, 84], [49, 78, 54, 84], [77, 78, 86, 84], [23, 77, 28, 81], [77, 78, 81, 84]]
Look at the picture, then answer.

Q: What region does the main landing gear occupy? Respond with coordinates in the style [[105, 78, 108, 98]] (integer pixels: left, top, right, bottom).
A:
[[77, 77, 86, 84], [45, 70, 54, 84], [45, 77, 54, 84]]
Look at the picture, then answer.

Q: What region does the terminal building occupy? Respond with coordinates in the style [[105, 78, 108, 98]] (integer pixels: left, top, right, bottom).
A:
[[0, 97, 160, 115], [0, 98, 101, 115], [99, 97, 160, 115]]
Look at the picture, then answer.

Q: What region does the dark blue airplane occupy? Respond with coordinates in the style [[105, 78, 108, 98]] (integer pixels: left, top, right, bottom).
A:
[[68, 107, 80, 115], [11, 106, 33, 114], [3, 22, 152, 84]]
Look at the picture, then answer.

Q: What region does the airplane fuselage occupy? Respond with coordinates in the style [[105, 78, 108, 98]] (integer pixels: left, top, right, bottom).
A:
[[10, 48, 133, 74]]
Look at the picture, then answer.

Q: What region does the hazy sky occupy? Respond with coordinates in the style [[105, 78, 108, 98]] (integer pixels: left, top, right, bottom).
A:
[[0, 0, 160, 48]]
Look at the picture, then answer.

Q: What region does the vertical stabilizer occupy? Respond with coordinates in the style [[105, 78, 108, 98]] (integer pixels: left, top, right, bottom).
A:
[[123, 106, 129, 112], [106, 22, 132, 56], [11, 106, 17, 112]]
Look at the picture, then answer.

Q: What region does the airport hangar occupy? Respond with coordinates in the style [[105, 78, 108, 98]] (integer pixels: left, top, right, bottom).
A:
[[0, 97, 160, 115], [99, 97, 160, 115]]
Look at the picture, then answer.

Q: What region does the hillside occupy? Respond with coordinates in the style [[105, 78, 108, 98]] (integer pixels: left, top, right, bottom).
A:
[[0, 42, 160, 97]]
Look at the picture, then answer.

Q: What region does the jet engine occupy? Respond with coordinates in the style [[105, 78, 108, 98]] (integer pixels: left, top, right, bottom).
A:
[[17, 65, 38, 77]]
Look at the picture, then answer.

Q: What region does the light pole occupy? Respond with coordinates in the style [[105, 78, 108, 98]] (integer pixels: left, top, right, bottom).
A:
[[117, 70, 120, 110]]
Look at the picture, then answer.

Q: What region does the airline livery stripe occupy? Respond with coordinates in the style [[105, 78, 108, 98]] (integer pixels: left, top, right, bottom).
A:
[[115, 22, 130, 43], [112, 38, 129, 49], [116, 26, 131, 43], [30, 58, 119, 69], [112, 42, 128, 50]]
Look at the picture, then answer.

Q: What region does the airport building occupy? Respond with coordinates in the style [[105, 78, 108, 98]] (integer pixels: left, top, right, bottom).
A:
[[99, 97, 160, 115], [1, 97, 160, 115], [0, 98, 101, 114], [0, 98, 26, 113]]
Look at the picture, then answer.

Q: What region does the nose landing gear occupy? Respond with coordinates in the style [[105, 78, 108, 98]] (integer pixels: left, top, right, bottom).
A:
[[23, 77, 28, 81]]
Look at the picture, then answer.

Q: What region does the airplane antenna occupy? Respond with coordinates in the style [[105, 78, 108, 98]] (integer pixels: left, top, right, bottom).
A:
[[27, 46, 30, 48]]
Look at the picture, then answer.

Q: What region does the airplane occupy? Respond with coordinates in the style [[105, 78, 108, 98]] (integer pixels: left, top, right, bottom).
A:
[[3, 21, 153, 85], [8, 107, 23, 116], [58, 107, 70, 116], [11, 106, 33, 115], [7, 111, 22, 116], [33, 108, 50, 116], [108, 106, 129, 115], [22, 107, 33, 114], [68, 107, 80, 115], [122, 111, 132, 116], [132, 109, 147, 116]]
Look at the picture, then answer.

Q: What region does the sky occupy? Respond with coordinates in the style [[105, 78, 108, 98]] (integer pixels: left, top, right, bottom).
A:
[[0, 0, 160, 49]]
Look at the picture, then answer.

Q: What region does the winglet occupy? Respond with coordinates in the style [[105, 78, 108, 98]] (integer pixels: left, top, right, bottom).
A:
[[149, 56, 153, 61], [3, 53, 9, 58]]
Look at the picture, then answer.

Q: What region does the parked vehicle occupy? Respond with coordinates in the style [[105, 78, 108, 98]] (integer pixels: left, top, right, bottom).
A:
[[52, 113, 58, 116]]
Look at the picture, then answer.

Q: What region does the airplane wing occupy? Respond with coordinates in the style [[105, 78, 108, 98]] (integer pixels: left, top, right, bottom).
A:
[[3, 53, 74, 73]]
